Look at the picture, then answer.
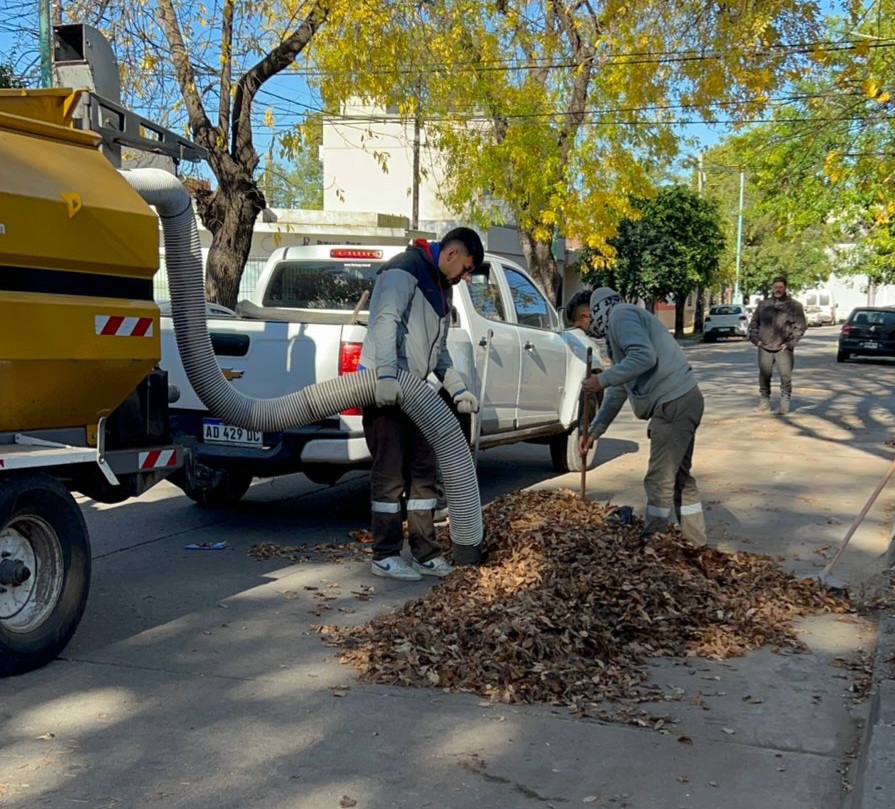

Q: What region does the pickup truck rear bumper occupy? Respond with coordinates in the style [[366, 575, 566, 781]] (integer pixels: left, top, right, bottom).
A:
[[170, 411, 371, 475]]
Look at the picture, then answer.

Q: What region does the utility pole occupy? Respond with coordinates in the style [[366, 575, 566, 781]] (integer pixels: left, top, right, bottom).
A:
[[38, 0, 52, 87], [694, 151, 705, 333], [410, 115, 420, 231], [734, 170, 745, 305]]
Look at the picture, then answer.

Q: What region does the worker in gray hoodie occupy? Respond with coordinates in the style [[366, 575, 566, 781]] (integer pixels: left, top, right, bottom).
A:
[[360, 227, 484, 581], [579, 288, 706, 545]]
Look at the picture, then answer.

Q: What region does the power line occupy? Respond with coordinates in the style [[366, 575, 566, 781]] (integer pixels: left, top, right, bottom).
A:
[[279, 36, 895, 80]]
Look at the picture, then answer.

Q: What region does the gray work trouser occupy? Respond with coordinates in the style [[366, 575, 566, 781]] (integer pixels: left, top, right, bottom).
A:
[[758, 347, 794, 398], [642, 386, 706, 545], [362, 405, 441, 563]]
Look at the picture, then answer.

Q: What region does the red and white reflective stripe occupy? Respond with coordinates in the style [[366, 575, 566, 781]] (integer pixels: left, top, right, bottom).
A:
[[95, 315, 154, 337], [138, 449, 177, 470]]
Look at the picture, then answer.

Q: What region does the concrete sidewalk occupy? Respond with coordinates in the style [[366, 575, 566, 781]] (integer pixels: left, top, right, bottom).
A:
[[1, 333, 893, 809]]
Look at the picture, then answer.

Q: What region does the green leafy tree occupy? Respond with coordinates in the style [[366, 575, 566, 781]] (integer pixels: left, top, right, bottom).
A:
[[695, 5, 895, 290], [700, 136, 836, 301], [262, 115, 324, 210], [577, 185, 726, 335]]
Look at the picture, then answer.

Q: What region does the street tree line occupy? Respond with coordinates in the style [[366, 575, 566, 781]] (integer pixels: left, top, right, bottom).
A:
[[2, 2, 889, 311]]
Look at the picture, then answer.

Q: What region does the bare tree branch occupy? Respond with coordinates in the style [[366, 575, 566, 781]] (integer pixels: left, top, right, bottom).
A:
[[218, 0, 235, 134], [230, 0, 328, 167], [155, 0, 217, 150]]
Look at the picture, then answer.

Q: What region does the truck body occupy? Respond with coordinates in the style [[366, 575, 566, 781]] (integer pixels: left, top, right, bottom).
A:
[[0, 24, 208, 676], [161, 245, 599, 501]]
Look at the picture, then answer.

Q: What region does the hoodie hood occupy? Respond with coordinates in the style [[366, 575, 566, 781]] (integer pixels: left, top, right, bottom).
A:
[[588, 287, 622, 338]]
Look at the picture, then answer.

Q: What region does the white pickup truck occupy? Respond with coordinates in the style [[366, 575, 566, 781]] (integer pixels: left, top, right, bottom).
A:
[[159, 245, 599, 505]]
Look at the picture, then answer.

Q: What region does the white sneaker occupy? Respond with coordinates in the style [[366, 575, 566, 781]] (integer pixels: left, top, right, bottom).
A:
[[412, 556, 454, 577], [371, 556, 422, 581]]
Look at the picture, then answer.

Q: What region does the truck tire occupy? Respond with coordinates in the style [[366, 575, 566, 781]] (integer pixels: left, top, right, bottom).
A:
[[0, 473, 91, 677], [549, 422, 598, 473], [172, 469, 253, 507]]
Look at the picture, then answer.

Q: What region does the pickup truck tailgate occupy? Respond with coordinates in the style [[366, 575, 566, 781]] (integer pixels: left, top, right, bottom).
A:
[[161, 316, 347, 409]]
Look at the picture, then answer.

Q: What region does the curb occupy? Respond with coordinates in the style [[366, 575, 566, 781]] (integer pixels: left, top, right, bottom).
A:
[[849, 511, 895, 808]]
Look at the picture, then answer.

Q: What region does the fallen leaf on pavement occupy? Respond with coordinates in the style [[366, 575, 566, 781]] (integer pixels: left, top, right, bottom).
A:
[[340, 797, 358, 807], [314, 490, 848, 717]]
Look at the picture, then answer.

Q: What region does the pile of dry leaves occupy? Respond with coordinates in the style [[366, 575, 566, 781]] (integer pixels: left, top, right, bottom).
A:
[[319, 489, 848, 709]]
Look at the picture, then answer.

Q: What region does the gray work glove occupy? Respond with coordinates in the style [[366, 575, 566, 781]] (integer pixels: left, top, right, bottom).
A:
[[453, 390, 479, 414], [375, 375, 402, 408], [587, 420, 608, 440], [442, 368, 478, 414]]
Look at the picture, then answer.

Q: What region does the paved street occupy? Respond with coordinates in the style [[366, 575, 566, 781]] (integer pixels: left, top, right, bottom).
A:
[[1, 326, 893, 809]]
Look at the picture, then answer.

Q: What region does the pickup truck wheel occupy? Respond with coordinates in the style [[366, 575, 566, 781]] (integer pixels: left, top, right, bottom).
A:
[[550, 423, 598, 474], [174, 470, 253, 508], [0, 474, 91, 677]]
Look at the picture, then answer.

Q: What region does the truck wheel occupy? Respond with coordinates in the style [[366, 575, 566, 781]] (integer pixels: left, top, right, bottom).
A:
[[173, 469, 253, 507], [549, 423, 598, 473], [0, 474, 91, 677]]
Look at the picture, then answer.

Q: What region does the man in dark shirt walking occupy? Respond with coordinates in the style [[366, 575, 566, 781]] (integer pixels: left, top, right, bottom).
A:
[[748, 277, 807, 415]]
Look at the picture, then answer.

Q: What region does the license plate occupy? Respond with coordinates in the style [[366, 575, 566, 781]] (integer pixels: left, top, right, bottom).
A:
[[862, 341, 879, 349], [202, 419, 262, 447]]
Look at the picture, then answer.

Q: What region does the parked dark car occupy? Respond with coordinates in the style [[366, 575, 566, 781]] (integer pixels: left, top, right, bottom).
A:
[[837, 307, 895, 362]]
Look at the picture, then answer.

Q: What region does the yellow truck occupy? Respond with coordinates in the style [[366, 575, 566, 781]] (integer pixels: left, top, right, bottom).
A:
[[0, 82, 206, 676], [0, 26, 486, 677]]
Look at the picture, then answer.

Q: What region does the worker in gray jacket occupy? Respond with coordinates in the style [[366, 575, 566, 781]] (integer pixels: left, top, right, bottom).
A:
[[579, 288, 706, 545], [748, 276, 807, 415], [360, 227, 484, 581]]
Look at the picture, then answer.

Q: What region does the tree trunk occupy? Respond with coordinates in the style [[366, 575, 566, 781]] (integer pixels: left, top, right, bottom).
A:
[[674, 297, 685, 338], [694, 286, 705, 334], [196, 181, 265, 309], [518, 228, 561, 305]]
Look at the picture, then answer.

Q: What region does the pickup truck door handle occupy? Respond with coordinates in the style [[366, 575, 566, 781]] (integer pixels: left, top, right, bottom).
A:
[[478, 335, 489, 347], [523, 340, 535, 351]]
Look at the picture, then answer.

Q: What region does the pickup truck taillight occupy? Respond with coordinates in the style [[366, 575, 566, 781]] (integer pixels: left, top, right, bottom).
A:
[[339, 341, 363, 416]]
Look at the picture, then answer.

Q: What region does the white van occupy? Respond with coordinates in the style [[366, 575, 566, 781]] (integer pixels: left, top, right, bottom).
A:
[[798, 288, 837, 325]]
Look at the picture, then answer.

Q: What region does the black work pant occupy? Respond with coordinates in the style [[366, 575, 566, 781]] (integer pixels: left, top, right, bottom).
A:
[[758, 347, 794, 398], [362, 405, 441, 563]]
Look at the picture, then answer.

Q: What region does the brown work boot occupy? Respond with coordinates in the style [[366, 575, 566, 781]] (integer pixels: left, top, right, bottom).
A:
[[756, 396, 771, 413]]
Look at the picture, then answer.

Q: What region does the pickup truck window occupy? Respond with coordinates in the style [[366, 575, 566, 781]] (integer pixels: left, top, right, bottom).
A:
[[467, 267, 507, 322], [504, 267, 553, 330], [263, 260, 382, 310]]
